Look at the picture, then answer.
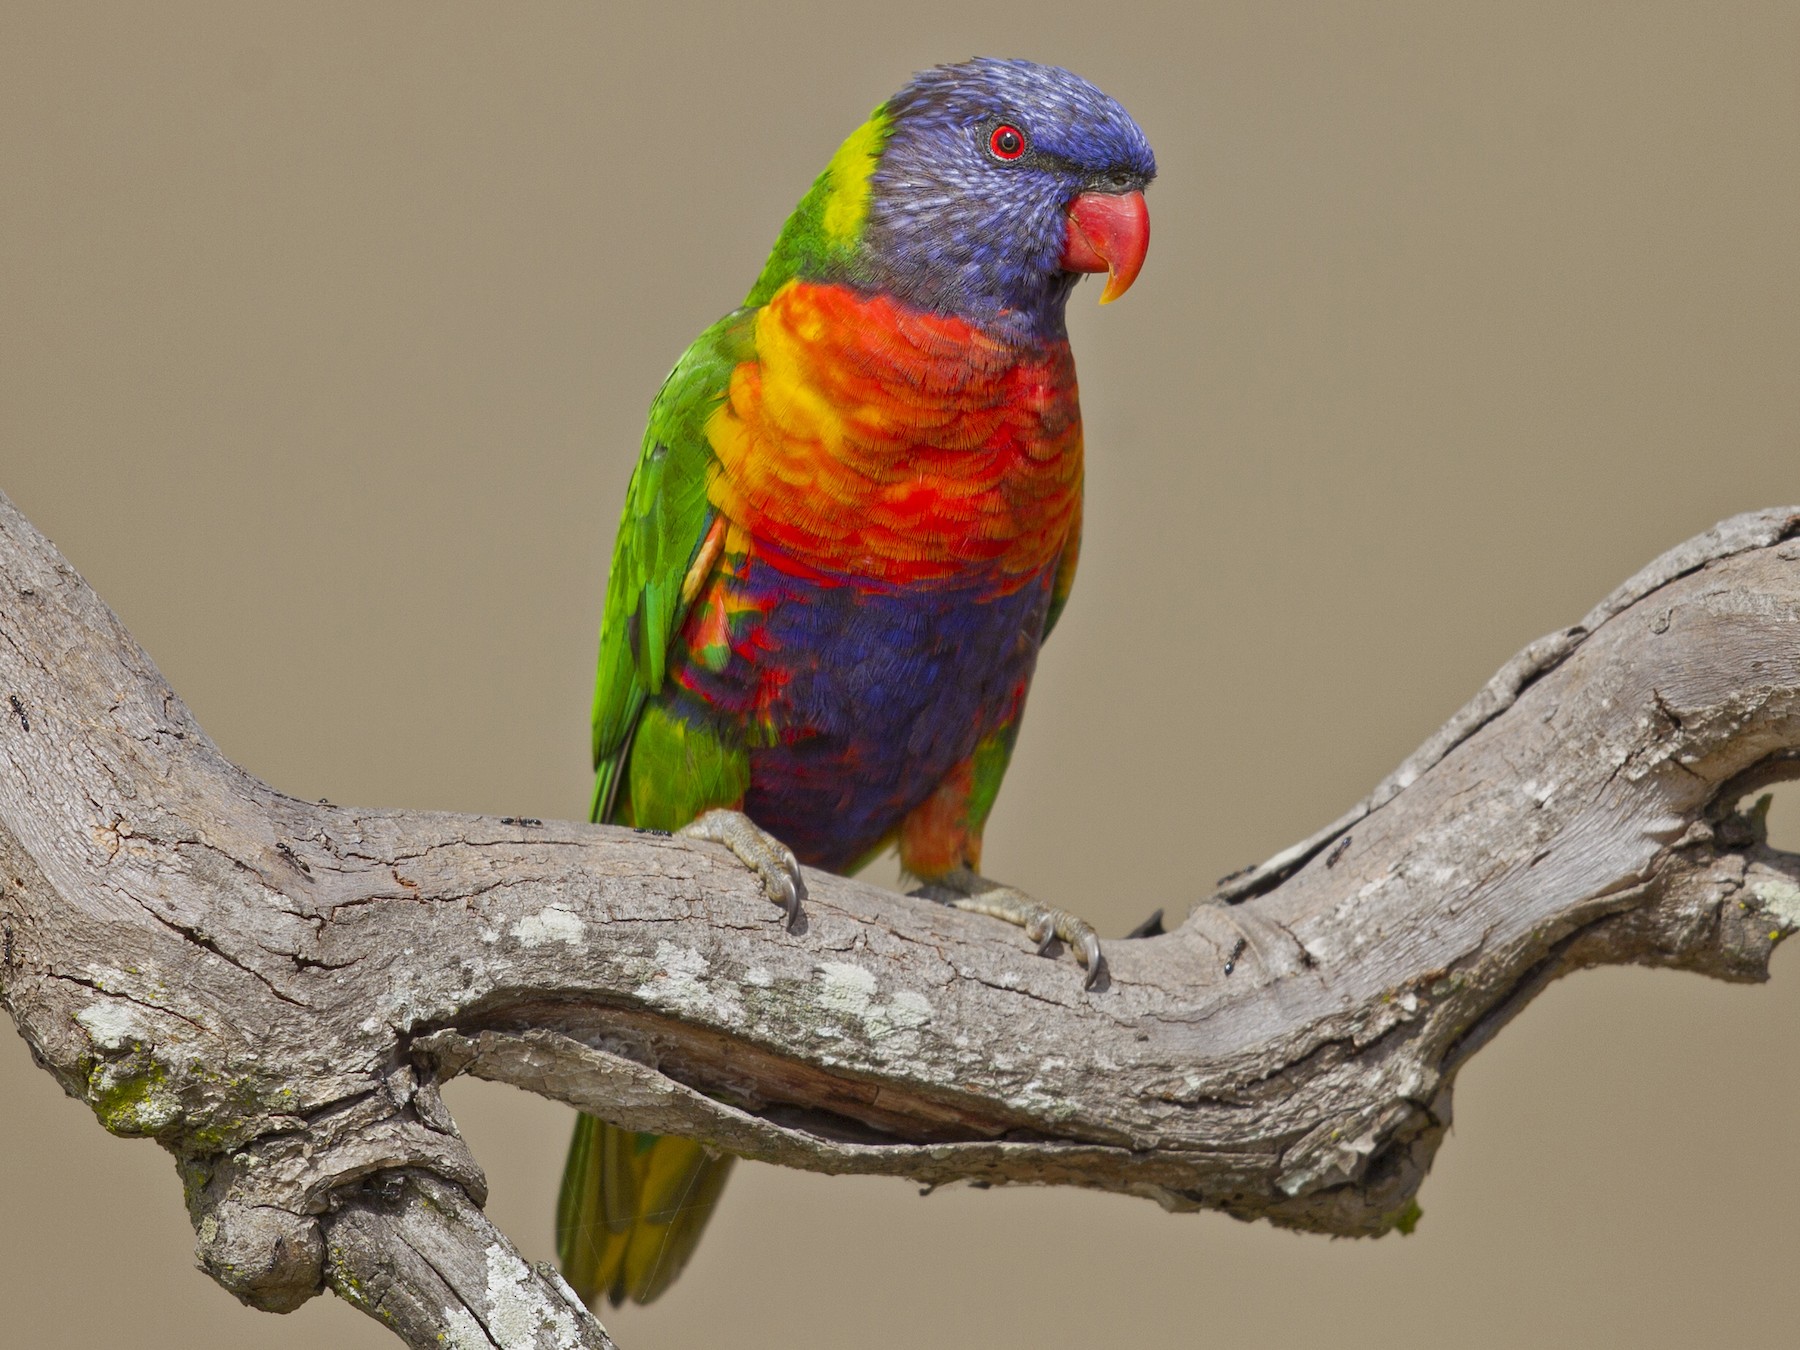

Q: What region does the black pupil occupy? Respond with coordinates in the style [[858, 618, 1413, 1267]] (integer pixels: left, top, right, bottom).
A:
[[997, 129, 1020, 154]]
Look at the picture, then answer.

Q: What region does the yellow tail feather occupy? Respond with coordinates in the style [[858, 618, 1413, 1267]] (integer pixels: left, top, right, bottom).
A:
[[557, 1113, 736, 1308]]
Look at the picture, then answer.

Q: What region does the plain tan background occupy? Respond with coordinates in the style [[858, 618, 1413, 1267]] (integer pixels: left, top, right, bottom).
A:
[[3, 3, 1799, 1347]]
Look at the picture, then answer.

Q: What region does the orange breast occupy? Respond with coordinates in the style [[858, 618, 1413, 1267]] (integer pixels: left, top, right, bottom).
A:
[[704, 281, 1083, 589]]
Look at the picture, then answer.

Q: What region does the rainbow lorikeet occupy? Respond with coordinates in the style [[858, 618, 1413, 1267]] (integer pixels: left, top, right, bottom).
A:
[[557, 57, 1155, 1308]]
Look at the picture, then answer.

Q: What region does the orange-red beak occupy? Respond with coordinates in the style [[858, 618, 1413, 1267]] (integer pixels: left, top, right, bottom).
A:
[[1060, 190, 1150, 303]]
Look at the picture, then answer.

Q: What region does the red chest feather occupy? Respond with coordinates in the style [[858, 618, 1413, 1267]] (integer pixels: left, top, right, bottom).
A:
[[704, 281, 1083, 589]]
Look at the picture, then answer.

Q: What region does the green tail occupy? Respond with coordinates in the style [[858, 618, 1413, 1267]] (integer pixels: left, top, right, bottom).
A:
[[557, 1112, 736, 1307], [563, 724, 735, 1311]]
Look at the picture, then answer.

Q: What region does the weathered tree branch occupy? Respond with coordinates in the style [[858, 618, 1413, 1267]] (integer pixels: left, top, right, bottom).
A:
[[2, 488, 1798, 1347]]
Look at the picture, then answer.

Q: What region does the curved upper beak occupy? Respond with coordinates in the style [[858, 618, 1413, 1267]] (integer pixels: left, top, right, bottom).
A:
[[1060, 190, 1150, 304]]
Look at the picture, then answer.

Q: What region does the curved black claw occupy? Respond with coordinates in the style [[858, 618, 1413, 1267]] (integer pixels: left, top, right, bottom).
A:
[[678, 809, 805, 929]]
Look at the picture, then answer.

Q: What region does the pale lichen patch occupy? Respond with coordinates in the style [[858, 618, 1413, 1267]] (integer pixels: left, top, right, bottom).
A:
[[483, 1240, 580, 1345], [1004, 1054, 1080, 1120], [814, 961, 934, 1044], [634, 940, 745, 1025], [1749, 870, 1800, 929], [367, 963, 462, 1035], [816, 961, 877, 1016], [511, 906, 586, 949], [441, 1306, 491, 1350], [891, 989, 933, 1028], [76, 998, 146, 1051], [76, 1002, 186, 1138]]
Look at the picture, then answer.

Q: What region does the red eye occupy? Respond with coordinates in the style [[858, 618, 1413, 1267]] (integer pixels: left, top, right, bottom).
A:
[[988, 124, 1027, 160]]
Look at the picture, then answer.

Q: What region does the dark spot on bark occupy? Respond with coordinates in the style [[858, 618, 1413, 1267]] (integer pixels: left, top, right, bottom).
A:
[[1652, 688, 1685, 731], [361, 1172, 408, 1205], [275, 842, 312, 876], [1123, 908, 1165, 939]]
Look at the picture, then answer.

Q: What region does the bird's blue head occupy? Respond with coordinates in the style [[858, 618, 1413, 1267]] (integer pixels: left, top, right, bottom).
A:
[[749, 58, 1156, 342]]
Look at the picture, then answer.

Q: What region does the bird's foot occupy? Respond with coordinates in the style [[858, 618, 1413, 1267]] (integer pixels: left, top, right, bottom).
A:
[[679, 809, 805, 929], [911, 866, 1103, 990]]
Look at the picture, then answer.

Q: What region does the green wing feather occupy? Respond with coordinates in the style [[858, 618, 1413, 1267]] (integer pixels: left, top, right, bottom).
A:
[[589, 307, 756, 823], [562, 308, 754, 1310]]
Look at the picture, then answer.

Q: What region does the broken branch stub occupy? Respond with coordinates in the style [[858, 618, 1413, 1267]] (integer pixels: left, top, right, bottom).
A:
[[1, 488, 1798, 1348]]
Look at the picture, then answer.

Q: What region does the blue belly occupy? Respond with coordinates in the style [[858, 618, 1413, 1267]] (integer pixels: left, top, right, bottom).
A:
[[667, 551, 1053, 871]]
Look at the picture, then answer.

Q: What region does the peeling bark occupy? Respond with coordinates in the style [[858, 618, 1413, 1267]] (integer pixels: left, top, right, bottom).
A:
[[2, 489, 1798, 1347]]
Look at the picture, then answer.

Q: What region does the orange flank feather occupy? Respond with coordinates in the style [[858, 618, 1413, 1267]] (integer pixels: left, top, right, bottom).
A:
[[704, 281, 1083, 588], [898, 755, 981, 878], [679, 515, 729, 606]]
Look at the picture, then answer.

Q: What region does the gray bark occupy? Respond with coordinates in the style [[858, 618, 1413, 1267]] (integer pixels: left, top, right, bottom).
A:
[[2, 487, 1798, 1347]]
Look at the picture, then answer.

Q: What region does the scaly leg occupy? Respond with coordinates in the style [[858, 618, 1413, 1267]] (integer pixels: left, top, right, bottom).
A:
[[911, 866, 1103, 990], [679, 808, 805, 929]]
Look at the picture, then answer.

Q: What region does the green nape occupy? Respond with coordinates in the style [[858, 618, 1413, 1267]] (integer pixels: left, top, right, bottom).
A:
[[745, 107, 891, 307]]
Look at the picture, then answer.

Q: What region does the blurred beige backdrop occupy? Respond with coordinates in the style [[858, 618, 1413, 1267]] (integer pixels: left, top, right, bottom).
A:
[[3, 3, 1798, 1347]]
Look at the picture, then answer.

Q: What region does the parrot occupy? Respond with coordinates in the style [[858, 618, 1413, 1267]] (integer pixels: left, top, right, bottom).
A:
[[557, 56, 1155, 1308]]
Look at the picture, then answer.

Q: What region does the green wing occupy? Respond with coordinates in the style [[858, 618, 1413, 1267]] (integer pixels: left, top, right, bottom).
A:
[[589, 307, 755, 824], [563, 307, 754, 1311]]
